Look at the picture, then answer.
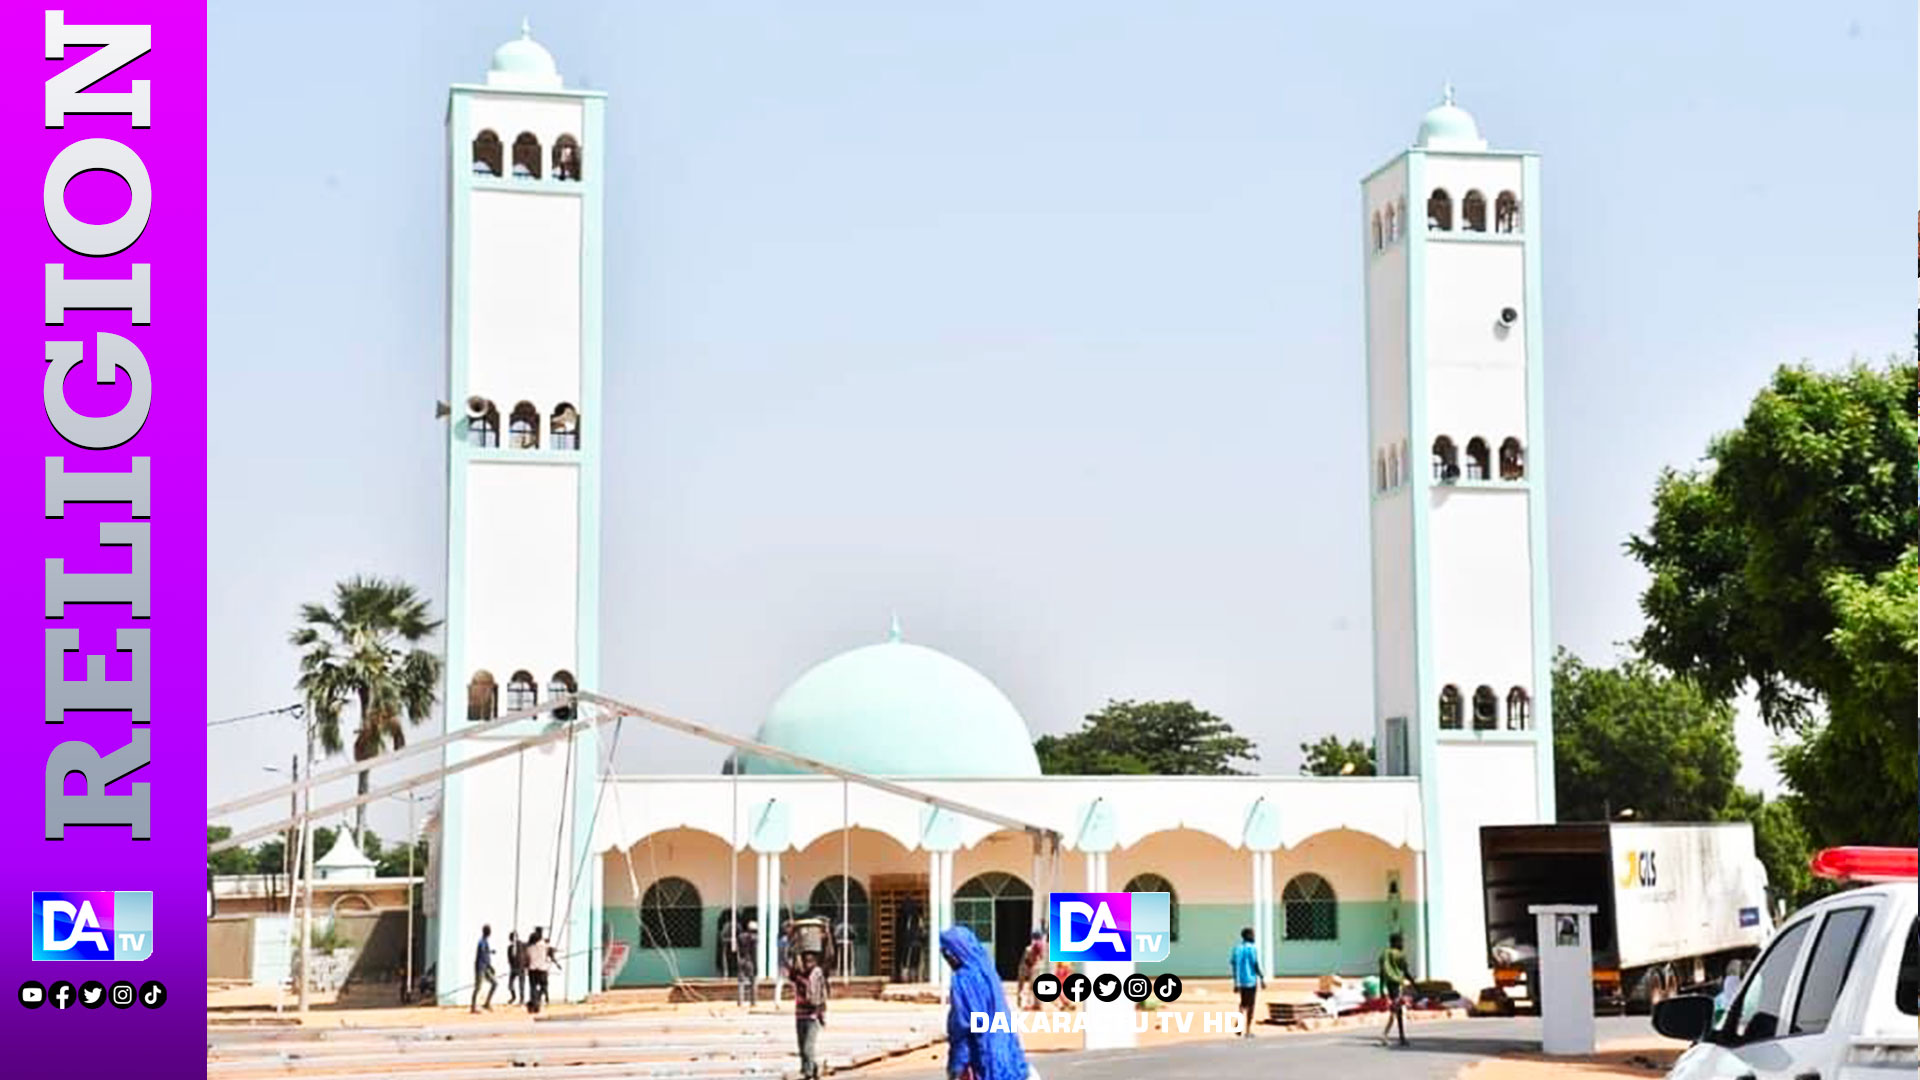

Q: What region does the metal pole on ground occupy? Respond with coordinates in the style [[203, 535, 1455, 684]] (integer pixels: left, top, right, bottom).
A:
[[298, 721, 315, 1015]]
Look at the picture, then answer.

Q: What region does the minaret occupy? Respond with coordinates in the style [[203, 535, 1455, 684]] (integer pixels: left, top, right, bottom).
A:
[[1362, 88, 1554, 988], [432, 23, 606, 1004]]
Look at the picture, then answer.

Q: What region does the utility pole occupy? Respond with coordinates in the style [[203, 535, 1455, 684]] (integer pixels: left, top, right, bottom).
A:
[[298, 720, 315, 1014]]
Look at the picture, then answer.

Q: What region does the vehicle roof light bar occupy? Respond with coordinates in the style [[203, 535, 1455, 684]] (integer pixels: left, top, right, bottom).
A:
[[1809, 846, 1918, 884]]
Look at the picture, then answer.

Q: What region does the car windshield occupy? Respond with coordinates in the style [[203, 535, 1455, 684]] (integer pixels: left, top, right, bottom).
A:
[[1897, 916, 1917, 1017]]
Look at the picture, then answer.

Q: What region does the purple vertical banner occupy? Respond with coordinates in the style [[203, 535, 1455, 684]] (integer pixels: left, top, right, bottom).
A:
[[0, 5, 209, 1078]]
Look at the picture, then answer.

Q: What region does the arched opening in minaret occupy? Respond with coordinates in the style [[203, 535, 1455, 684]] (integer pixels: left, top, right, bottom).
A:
[[549, 670, 577, 721], [509, 401, 540, 449], [1472, 685, 1498, 730], [1506, 687, 1531, 730], [467, 399, 500, 448], [1499, 437, 1526, 480], [552, 135, 582, 181], [1438, 685, 1463, 730], [1389, 445, 1401, 488], [467, 671, 498, 721], [1465, 437, 1490, 480], [1495, 191, 1521, 234], [1376, 452, 1388, 492], [1431, 436, 1459, 481], [1371, 212, 1383, 253], [472, 129, 503, 177], [1462, 190, 1487, 232], [1396, 196, 1407, 241], [506, 670, 538, 711], [550, 403, 580, 450], [1426, 188, 1452, 231], [1385, 201, 1399, 244], [511, 132, 543, 179]]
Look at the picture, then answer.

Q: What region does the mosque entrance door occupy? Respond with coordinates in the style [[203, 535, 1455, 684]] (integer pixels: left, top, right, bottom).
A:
[[954, 872, 1034, 980], [871, 874, 928, 983]]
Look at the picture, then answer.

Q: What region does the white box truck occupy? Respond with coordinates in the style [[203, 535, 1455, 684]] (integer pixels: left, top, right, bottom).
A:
[[1481, 823, 1773, 1013]]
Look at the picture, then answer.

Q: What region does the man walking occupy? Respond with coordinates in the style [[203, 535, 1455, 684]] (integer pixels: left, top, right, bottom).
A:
[[1379, 931, 1410, 1047], [1230, 926, 1263, 1037], [791, 949, 828, 1080], [506, 930, 525, 1005], [470, 924, 498, 1013], [736, 919, 760, 1007]]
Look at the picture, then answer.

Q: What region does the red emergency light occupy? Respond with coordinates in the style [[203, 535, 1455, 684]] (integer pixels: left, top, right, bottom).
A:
[[1809, 846, 1918, 884]]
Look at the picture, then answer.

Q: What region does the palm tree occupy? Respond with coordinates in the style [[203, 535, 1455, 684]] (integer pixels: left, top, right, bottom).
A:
[[290, 576, 443, 843]]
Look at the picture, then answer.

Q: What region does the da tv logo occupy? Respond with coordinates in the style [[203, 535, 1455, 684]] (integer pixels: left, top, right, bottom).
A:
[[31, 892, 154, 961], [1048, 892, 1171, 963]]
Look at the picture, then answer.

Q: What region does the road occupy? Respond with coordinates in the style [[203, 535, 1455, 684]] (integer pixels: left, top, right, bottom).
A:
[[884, 1015, 1656, 1080]]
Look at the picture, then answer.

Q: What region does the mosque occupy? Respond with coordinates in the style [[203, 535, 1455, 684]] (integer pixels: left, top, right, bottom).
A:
[[427, 26, 1553, 1006]]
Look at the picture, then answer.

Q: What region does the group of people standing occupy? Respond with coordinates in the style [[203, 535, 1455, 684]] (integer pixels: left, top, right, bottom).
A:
[[470, 924, 560, 1014]]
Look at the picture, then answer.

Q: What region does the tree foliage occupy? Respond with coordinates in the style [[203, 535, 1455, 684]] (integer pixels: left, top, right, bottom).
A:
[[291, 577, 444, 841], [1035, 700, 1258, 775], [1298, 735, 1376, 776], [1552, 649, 1739, 823], [1717, 787, 1820, 912], [208, 826, 254, 876], [1629, 359, 1916, 845]]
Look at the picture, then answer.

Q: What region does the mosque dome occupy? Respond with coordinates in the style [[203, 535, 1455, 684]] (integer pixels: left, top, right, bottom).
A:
[[1416, 85, 1487, 151], [740, 619, 1042, 778], [487, 20, 563, 89]]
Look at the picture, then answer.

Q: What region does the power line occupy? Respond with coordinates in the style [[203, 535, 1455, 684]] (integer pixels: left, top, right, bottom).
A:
[[210, 703, 304, 728]]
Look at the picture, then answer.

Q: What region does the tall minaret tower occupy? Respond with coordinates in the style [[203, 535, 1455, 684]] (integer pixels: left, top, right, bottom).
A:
[[432, 23, 605, 1005], [1363, 88, 1554, 988]]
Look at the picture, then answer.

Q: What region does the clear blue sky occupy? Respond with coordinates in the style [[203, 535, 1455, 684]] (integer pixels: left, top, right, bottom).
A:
[[209, 2, 1914, 844]]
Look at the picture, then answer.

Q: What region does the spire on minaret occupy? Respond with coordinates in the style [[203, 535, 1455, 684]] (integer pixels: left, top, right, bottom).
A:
[[521, 16, 532, 38], [887, 612, 903, 643], [1442, 81, 1455, 106]]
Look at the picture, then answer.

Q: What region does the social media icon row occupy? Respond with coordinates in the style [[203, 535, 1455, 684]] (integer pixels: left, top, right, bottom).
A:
[[18, 980, 165, 1010], [1032, 970, 1181, 1004]]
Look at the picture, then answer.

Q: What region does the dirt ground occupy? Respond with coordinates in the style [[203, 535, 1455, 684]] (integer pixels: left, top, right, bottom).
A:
[[1459, 1037, 1682, 1079]]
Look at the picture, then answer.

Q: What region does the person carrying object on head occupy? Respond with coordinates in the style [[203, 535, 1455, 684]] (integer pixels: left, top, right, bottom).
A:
[[792, 949, 829, 1080]]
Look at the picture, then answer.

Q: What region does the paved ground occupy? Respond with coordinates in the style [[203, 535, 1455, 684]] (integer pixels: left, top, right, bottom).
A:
[[881, 1016, 1655, 1080]]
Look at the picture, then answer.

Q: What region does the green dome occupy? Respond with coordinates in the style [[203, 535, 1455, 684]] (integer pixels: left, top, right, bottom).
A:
[[488, 21, 560, 87], [1416, 86, 1486, 150], [742, 623, 1041, 778]]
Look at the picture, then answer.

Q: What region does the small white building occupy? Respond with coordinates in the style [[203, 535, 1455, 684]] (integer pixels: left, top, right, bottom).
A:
[[429, 31, 1554, 1005]]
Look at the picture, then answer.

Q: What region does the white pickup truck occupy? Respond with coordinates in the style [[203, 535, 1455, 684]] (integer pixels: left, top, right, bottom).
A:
[[1654, 847, 1917, 1080]]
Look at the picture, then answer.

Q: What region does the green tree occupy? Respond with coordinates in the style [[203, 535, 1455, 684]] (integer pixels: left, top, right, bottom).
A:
[[1629, 359, 1917, 846], [208, 826, 254, 876], [291, 577, 444, 843], [251, 838, 287, 877], [376, 839, 430, 879], [1299, 735, 1375, 776], [1036, 700, 1258, 775], [1551, 649, 1739, 823], [1717, 787, 1819, 912]]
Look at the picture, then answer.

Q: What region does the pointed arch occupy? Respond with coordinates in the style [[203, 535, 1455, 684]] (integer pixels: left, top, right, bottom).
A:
[[1438, 685, 1463, 730], [511, 132, 542, 179], [1427, 188, 1452, 231], [552, 134, 582, 181], [1431, 436, 1459, 481], [1462, 189, 1487, 232], [1499, 437, 1526, 480], [1472, 685, 1498, 730], [1465, 437, 1491, 480], [1506, 687, 1531, 730], [471, 129, 502, 177], [508, 401, 540, 449], [1495, 191, 1521, 233]]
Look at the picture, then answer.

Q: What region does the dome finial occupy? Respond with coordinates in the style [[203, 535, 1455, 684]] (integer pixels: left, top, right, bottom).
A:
[[887, 612, 903, 643], [521, 16, 532, 39], [1442, 80, 1454, 106]]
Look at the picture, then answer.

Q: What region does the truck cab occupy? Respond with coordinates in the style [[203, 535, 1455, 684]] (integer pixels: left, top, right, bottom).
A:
[[1654, 847, 1918, 1080]]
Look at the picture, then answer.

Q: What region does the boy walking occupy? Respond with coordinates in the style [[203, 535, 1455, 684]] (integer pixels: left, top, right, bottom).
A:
[[506, 931, 525, 1005], [791, 950, 828, 1080], [1230, 927, 1263, 1037], [470, 924, 497, 1013], [1379, 932, 1410, 1047]]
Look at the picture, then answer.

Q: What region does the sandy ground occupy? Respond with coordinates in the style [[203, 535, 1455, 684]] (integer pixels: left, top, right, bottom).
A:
[[1456, 1037, 1681, 1079]]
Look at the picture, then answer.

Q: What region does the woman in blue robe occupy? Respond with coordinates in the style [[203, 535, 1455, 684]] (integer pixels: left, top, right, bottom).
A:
[[941, 925, 1035, 1080]]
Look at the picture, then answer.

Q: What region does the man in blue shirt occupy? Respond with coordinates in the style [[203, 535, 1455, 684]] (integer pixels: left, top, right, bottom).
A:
[[1230, 926, 1264, 1037], [471, 924, 498, 1013]]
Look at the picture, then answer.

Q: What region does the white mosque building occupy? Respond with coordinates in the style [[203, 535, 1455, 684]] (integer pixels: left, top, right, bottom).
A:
[[428, 28, 1552, 1005]]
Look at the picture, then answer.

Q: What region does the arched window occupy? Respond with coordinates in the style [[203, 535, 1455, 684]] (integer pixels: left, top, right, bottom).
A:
[[1465, 437, 1490, 480], [1388, 446, 1401, 489], [506, 670, 538, 712], [1494, 191, 1521, 234], [1438, 685, 1463, 730], [552, 134, 582, 181], [1506, 687, 1531, 730], [1371, 212, 1383, 253], [466, 671, 498, 721], [509, 401, 540, 449], [1377, 452, 1388, 492], [1499, 437, 1525, 480], [1427, 188, 1452, 231], [1472, 685, 1498, 730], [1462, 189, 1487, 232], [1432, 436, 1459, 481], [467, 398, 500, 448], [550, 403, 580, 450], [808, 875, 871, 945], [1396, 196, 1407, 240], [548, 670, 577, 721], [1281, 873, 1337, 941], [471, 129, 503, 177], [1124, 873, 1180, 941], [1385, 201, 1399, 243], [511, 132, 542, 179], [640, 877, 703, 948], [953, 872, 1031, 956]]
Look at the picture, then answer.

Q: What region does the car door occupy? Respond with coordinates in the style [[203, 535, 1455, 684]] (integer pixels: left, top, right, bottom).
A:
[[1666, 915, 1813, 1080]]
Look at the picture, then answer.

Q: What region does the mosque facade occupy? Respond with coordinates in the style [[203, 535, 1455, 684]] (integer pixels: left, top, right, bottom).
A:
[[429, 30, 1553, 1005]]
